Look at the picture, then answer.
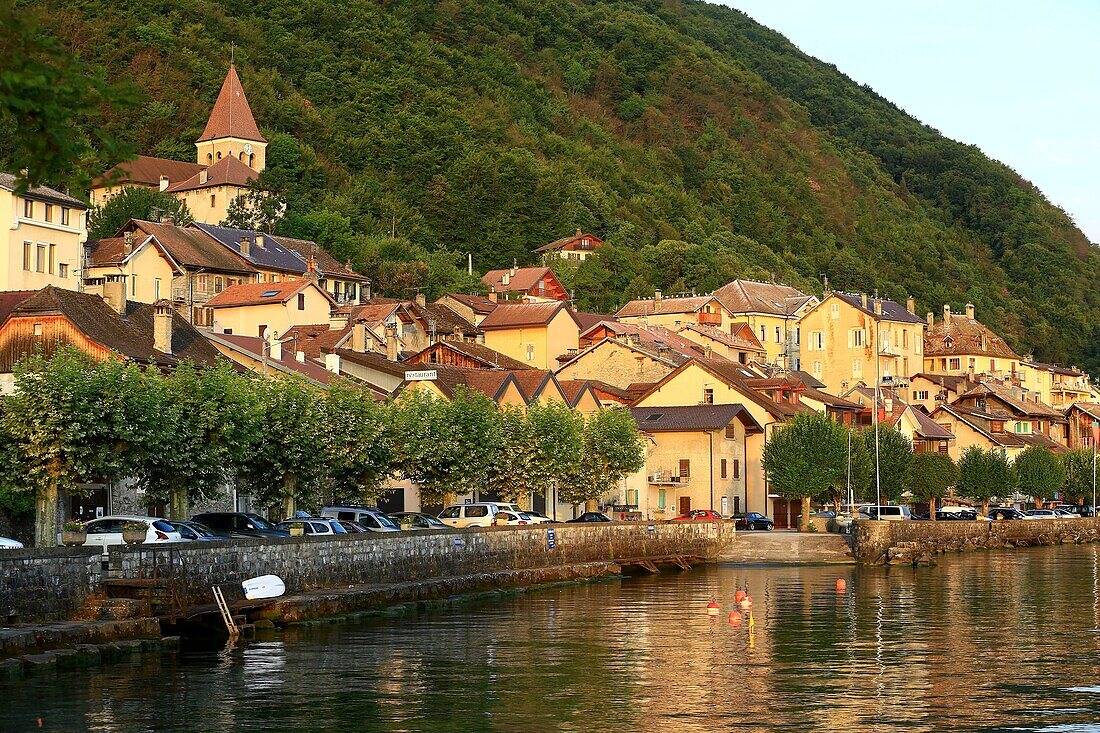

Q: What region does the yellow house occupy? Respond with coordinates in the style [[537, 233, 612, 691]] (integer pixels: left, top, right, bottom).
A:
[[712, 279, 817, 369], [91, 65, 268, 225], [906, 372, 972, 414], [0, 173, 87, 291], [616, 292, 733, 332], [81, 233, 182, 305], [923, 303, 1021, 379], [676, 322, 766, 365], [632, 358, 811, 522], [798, 292, 925, 396], [625, 404, 763, 519], [931, 403, 1066, 463], [206, 279, 335, 339], [1019, 361, 1093, 409], [479, 302, 582, 370]]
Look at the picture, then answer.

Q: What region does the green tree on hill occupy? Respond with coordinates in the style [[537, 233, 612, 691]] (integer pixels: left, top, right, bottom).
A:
[[1012, 446, 1066, 504], [957, 446, 1017, 517], [907, 453, 958, 520], [762, 413, 847, 531]]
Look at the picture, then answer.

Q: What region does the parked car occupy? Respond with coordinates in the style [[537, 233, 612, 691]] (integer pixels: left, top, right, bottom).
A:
[[438, 503, 502, 528], [489, 502, 525, 514], [673, 509, 724, 522], [192, 512, 289, 538], [1052, 508, 1079, 518], [520, 510, 556, 524], [83, 516, 182, 547], [859, 505, 912, 521], [335, 520, 370, 533], [0, 536, 24, 549], [275, 518, 347, 536], [389, 512, 448, 530], [167, 520, 222, 541], [319, 506, 400, 533], [492, 510, 532, 526], [988, 507, 1028, 520], [1055, 504, 1095, 517], [567, 512, 613, 523], [733, 512, 774, 531], [1024, 509, 1062, 520]]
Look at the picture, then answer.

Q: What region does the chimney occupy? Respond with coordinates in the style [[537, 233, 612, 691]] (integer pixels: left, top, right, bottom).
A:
[[965, 302, 975, 320], [943, 304, 951, 330], [926, 311, 934, 328], [255, 234, 265, 249], [102, 274, 127, 315], [415, 293, 426, 307], [980, 332, 988, 353], [873, 300, 882, 316], [884, 397, 893, 414], [510, 260, 517, 277], [385, 324, 399, 361], [704, 344, 713, 359], [124, 231, 134, 255], [240, 236, 250, 258], [325, 352, 341, 374], [153, 300, 173, 355], [296, 350, 306, 363], [199, 170, 208, 185], [159, 175, 170, 192], [906, 296, 915, 314], [351, 321, 367, 353], [576, 228, 582, 237], [453, 325, 463, 341], [654, 289, 663, 301], [268, 336, 282, 361], [501, 272, 510, 286], [860, 293, 868, 309], [488, 291, 498, 303]]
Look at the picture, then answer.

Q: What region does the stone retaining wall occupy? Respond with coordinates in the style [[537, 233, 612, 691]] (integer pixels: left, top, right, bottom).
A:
[[0, 547, 103, 623], [1, 522, 735, 622], [853, 518, 1100, 565]]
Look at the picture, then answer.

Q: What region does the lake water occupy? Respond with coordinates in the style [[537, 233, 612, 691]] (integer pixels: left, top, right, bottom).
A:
[[6, 544, 1100, 732]]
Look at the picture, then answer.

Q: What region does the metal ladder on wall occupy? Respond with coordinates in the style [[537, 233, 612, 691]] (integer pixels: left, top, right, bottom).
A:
[[212, 586, 239, 638]]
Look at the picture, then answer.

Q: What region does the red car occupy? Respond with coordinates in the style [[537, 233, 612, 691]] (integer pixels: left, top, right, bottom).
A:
[[672, 509, 724, 522]]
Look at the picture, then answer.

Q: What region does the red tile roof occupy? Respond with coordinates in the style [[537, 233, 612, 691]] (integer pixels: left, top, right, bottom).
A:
[[481, 267, 566, 299], [167, 155, 257, 193], [534, 229, 605, 254], [442, 293, 498, 314], [478, 302, 579, 330], [679, 322, 765, 352], [197, 65, 266, 143], [92, 155, 206, 189], [0, 290, 38, 325], [712, 279, 814, 316], [208, 332, 335, 385], [127, 220, 256, 273], [924, 312, 1019, 359], [206, 279, 331, 309], [616, 295, 720, 318]]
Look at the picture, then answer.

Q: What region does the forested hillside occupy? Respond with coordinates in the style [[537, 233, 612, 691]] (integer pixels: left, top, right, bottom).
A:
[[19, 0, 1100, 373]]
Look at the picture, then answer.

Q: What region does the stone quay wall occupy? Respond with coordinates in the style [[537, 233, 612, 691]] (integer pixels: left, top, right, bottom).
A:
[[1, 522, 735, 622], [853, 518, 1100, 565], [0, 546, 103, 623]]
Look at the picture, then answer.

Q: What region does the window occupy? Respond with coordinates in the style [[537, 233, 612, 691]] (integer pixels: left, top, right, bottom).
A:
[[48, 244, 55, 274], [23, 199, 32, 218], [849, 329, 864, 348], [703, 388, 714, 404], [215, 277, 224, 293], [903, 330, 908, 349], [990, 421, 1005, 434], [297, 293, 306, 311], [989, 359, 997, 372], [35, 244, 46, 272], [198, 274, 208, 292], [58, 263, 68, 278], [775, 326, 781, 343], [33, 323, 42, 336], [759, 325, 766, 342], [258, 325, 267, 337], [725, 424, 737, 439], [721, 459, 728, 479], [913, 390, 929, 401], [131, 274, 137, 297], [811, 332, 823, 350], [525, 344, 535, 361], [795, 327, 800, 345], [44, 203, 52, 222], [465, 506, 488, 518], [732, 459, 740, 479], [679, 459, 690, 478], [22, 242, 32, 271], [830, 302, 840, 319], [949, 358, 961, 370], [658, 489, 666, 510], [223, 328, 233, 335], [210, 194, 216, 209], [154, 278, 161, 300], [60, 207, 69, 226]]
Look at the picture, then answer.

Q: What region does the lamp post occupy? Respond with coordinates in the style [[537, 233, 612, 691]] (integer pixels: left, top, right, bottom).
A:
[[1092, 419, 1099, 515]]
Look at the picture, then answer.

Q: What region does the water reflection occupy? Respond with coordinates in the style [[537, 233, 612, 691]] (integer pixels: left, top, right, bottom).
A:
[[6, 546, 1100, 731]]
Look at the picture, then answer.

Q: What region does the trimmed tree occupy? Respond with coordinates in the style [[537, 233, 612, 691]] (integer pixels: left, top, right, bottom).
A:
[[87, 187, 192, 239], [1061, 449, 1096, 506], [957, 446, 1016, 516], [559, 406, 644, 510], [1012, 446, 1066, 505], [323, 380, 396, 506], [907, 452, 958, 520], [762, 412, 847, 531], [861, 425, 913, 504]]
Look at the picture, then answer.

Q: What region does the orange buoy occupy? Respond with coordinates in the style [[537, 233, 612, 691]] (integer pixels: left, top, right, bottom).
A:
[[836, 578, 847, 593], [706, 599, 721, 615], [728, 611, 742, 626], [739, 596, 753, 611], [735, 589, 746, 603]]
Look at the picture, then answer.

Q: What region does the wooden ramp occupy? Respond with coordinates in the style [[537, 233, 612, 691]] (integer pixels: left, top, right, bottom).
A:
[[615, 554, 704, 574]]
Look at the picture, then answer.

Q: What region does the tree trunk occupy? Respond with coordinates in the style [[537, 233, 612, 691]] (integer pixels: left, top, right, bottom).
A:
[[799, 496, 811, 532], [929, 497, 936, 521], [281, 473, 298, 521], [35, 480, 59, 548], [584, 499, 598, 513], [981, 499, 990, 517], [832, 497, 841, 515], [518, 492, 533, 512], [169, 487, 188, 521]]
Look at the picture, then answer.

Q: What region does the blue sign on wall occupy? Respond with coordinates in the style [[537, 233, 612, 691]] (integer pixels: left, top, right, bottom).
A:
[[647, 524, 655, 533], [547, 527, 556, 550]]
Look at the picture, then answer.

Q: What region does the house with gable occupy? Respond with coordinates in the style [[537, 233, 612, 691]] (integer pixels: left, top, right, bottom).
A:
[[615, 292, 732, 332], [1, 173, 88, 293], [677, 322, 766, 365], [711, 279, 817, 369], [481, 265, 568, 302], [923, 303, 1021, 379], [535, 229, 604, 262], [205, 279, 336, 339], [556, 321, 710, 389], [479, 301, 582, 370]]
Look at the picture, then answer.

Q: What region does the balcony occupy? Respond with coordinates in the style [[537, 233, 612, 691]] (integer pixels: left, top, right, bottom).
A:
[[879, 375, 909, 388], [698, 311, 722, 325], [648, 470, 689, 486]]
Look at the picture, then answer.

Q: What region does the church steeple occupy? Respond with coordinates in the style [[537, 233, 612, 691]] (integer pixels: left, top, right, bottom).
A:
[[195, 64, 267, 173]]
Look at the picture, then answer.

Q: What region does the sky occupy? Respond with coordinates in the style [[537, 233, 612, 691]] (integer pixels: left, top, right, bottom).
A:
[[720, 0, 1100, 243]]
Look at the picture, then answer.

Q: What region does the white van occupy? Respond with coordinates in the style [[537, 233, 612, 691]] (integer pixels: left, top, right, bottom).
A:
[[860, 505, 912, 521], [438, 503, 503, 528]]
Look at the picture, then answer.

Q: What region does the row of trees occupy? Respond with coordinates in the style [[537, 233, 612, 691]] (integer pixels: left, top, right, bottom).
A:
[[0, 349, 644, 546], [762, 413, 1096, 530]]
